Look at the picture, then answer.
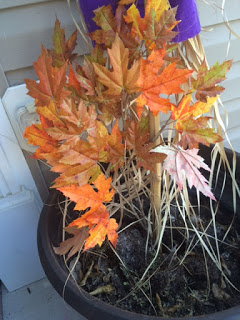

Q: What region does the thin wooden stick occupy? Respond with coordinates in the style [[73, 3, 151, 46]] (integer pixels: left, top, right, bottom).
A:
[[149, 112, 162, 236]]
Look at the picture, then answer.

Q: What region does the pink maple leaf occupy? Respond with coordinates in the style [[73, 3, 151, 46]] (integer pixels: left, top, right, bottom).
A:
[[152, 145, 216, 200]]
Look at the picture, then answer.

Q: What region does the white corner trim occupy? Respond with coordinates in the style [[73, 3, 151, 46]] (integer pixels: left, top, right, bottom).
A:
[[1, 86, 42, 209]]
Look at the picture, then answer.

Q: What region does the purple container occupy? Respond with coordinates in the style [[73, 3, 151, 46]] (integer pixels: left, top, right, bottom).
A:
[[169, 0, 201, 42], [79, 0, 201, 42], [78, 0, 144, 34]]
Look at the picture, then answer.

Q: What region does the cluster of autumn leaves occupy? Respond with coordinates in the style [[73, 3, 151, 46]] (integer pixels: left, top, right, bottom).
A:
[[24, 0, 231, 254]]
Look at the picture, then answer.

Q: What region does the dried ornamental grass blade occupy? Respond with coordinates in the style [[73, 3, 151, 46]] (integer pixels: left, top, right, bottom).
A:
[[93, 34, 140, 95], [152, 145, 216, 200]]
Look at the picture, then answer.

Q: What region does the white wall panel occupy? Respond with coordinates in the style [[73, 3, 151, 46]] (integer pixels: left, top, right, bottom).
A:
[[0, 0, 51, 10], [197, 0, 240, 27], [0, 1, 88, 72]]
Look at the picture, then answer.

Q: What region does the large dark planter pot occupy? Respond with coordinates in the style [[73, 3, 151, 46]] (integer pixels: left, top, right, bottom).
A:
[[38, 147, 240, 320]]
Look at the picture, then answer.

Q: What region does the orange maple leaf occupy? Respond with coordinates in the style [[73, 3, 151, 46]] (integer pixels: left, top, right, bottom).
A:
[[25, 46, 69, 107], [67, 207, 118, 251], [93, 34, 140, 95], [84, 217, 118, 251], [136, 49, 192, 116], [126, 119, 166, 171], [67, 64, 82, 94], [36, 101, 65, 127], [58, 173, 114, 211], [24, 123, 58, 159], [58, 174, 117, 251], [52, 162, 101, 188]]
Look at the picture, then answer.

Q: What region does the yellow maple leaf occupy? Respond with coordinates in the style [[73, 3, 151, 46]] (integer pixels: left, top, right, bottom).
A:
[[124, 0, 170, 40], [171, 94, 218, 130]]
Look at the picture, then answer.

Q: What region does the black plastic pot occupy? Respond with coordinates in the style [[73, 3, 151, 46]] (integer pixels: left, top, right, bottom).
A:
[[38, 147, 240, 320]]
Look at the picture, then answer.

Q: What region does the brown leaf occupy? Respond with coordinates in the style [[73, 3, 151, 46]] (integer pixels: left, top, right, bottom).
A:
[[53, 226, 88, 260]]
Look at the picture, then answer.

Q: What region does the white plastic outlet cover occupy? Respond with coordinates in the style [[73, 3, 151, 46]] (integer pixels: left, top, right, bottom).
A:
[[2, 84, 37, 153]]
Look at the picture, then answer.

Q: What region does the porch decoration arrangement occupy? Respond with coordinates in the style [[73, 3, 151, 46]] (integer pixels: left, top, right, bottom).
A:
[[23, 0, 240, 317]]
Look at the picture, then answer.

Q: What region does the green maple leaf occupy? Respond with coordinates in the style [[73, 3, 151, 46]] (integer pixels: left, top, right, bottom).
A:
[[192, 60, 232, 102], [49, 18, 77, 68], [145, 7, 179, 49], [179, 116, 223, 149]]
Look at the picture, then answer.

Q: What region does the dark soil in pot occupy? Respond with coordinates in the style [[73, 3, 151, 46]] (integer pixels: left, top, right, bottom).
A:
[[38, 147, 240, 319], [64, 196, 240, 318]]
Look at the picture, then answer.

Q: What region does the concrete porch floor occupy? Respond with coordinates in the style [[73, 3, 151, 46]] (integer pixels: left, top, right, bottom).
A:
[[1, 278, 86, 320]]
